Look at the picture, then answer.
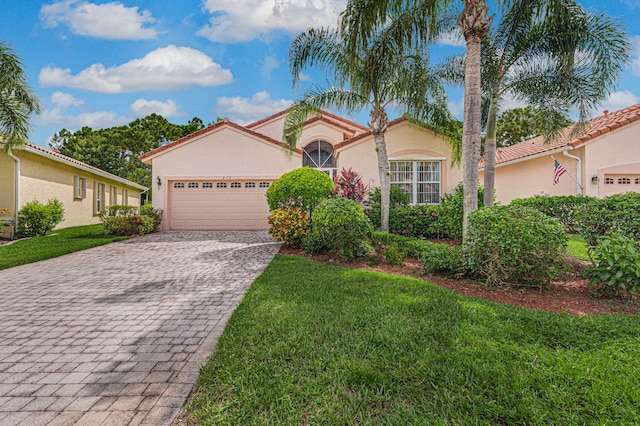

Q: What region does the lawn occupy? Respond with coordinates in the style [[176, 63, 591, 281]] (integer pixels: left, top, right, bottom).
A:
[[0, 224, 126, 270], [186, 255, 640, 425], [567, 234, 590, 261]]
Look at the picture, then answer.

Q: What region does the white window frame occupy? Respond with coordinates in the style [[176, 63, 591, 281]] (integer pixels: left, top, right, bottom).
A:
[[390, 159, 442, 204], [74, 176, 87, 199], [94, 182, 106, 214]]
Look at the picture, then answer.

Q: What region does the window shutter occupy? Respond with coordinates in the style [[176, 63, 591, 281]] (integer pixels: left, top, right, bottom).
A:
[[93, 181, 98, 215], [82, 178, 87, 198]]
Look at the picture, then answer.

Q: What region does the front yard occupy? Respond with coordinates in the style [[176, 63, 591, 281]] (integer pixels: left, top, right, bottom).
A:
[[184, 255, 640, 425], [0, 224, 126, 270]]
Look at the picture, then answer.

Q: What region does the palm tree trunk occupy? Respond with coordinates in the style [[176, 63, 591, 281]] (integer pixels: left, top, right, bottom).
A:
[[370, 106, 390, 232], [459, 0, 492, 242], [483, 97, 498, 206]]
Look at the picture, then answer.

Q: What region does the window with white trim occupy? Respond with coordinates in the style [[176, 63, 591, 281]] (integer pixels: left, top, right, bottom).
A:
[[390, 160, 441, 204], [74, 176, 87, 199], [111, 185, 118, 206], [94, 182, 106, 214]]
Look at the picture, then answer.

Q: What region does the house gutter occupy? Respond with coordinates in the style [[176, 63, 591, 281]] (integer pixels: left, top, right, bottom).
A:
[[562, 150, 583, 195], [480, 146, 571, 171], [7, 148, 20, 238]]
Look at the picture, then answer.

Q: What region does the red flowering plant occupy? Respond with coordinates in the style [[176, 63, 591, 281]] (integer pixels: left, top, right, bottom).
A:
[[389, 204, 441, 238], [332, 167, 369, 205]]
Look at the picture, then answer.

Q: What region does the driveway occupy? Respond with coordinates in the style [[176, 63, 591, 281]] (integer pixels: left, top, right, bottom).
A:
[[0, 231, 279, 426]]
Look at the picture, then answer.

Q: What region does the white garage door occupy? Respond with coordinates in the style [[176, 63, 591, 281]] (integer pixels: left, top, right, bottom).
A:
[[169, 180, 272, 230], [602, 175, 640, 197]]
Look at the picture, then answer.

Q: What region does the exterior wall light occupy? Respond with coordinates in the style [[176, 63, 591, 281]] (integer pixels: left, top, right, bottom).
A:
[[591, 175, 599, 184], [156, 176, 162, 187]]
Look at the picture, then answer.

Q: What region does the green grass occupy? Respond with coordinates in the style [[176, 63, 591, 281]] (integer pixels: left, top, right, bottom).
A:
[[567, 234, 590, 261], [188, 255, 640, 425], [0, 224, 126, 270]]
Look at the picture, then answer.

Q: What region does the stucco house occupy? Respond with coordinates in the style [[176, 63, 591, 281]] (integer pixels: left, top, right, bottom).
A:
[[479, 104, 640, 205], [1, 143, 147, 238], [140, 109, 462, 231]]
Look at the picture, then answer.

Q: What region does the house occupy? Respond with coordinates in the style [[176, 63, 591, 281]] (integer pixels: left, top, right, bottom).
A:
[[479, 104, 640, 204], [1, 143, 147, 238], [139, 109, 462, 231]]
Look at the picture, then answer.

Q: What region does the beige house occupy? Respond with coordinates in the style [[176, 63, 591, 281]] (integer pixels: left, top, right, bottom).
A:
[[140, 109, 462, 231], [1, 143, 147, 238], [480, 104, 640, 204]]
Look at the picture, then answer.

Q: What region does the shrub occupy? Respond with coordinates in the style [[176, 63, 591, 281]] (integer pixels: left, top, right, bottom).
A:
[[305, 197, 373, 257], [383, 243, 407, 266], [466, 205, 568, 288], [365, 186, 410, 229], [574, 192, 640, 246], [388, 204, 440, 238], [432, 183, 486, 240], [266, 167, 334, 212], [140, 203, 163, 232], [510, 195, 595, 233], [268, 208, 310, 247], [332, 167, 369, 204], [100, 205, 154, 236], [585, 234, 640, 297], [406, 239, 464, 275], [17, 198, 65, 237]]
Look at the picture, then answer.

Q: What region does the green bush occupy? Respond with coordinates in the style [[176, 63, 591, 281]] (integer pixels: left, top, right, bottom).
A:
[[574, 192, 640, 246], [466, 205, 568, 288], [140, 203, 163, 232], [388, 204, 440, 238], [383, 243, 407, 266], [510, 195, 595, 233], [305, 197, 373, 257], [585, 234, 640, 297], [266, 167, 334, 212], [268, 208, 310, 247], [406, 239, 464, 275], [100, 205, 154, 236], [17, 198, 65, 237], [365, 186, 410, 229], [432, 183, 486, 240]]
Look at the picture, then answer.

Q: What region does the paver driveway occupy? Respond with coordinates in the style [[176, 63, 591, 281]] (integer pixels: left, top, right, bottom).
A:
[[0, 231, 279, 426]]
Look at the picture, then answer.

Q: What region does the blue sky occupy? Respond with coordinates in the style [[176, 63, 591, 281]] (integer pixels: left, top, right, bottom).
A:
[[4, 0, 640, 148]]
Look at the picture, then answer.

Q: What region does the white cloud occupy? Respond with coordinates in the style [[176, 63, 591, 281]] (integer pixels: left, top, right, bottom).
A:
[[131, 98, 180, 117], [498, 94, 528, 113], [51, 91, 83, 108], [35, 108, 127, 129], [261, 56, 280, 80], [197, 0, 345, 43], [437, 29, 465, 47], [598, 91, 640, 114], [447, 98, 464, 120], [298, 72, 312, 81], [39, 45, 233, 93], [216, 91, 293, 124], [39, 0, 159, 40]]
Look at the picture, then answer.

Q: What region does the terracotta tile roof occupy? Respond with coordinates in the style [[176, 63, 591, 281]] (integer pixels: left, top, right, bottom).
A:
[[486, 104, 640, 167], [22, 143, 147, 189], [334, 117, 406, 150], [139, 118, 302, 162], [245, 108, 369, 132]]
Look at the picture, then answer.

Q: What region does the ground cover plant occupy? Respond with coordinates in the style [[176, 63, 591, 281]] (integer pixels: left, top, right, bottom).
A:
[[185, 255, 640, 425], [0, 224, 126, 270]]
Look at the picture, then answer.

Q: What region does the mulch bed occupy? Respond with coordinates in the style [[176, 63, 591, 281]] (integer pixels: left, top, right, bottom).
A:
[[279, 246, 640, 316]]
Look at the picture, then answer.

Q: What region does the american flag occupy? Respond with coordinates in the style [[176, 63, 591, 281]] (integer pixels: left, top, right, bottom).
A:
[[553, 160, 567, 185]]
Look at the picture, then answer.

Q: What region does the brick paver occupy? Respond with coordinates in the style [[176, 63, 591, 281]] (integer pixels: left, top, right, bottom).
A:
[[0, 231, 279, 425]]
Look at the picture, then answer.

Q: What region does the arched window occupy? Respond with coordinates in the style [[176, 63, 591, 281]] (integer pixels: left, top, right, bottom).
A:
[[303, 140, 336, 177]]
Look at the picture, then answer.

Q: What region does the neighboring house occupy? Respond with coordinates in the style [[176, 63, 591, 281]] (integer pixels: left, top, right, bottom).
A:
[[1, 143, 147, 238], [479, 104, 640, 204], [140, 109, 462, 231]]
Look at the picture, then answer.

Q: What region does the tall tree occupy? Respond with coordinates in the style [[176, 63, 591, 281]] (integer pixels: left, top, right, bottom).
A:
[[442, 1, 629, 206], [496, 107, 572, 147], [284, 24, 452, 232], [0, 41, 40, 151]]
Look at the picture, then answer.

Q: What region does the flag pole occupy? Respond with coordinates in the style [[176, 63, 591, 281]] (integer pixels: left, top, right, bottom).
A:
[[550, 156, 582, 189]]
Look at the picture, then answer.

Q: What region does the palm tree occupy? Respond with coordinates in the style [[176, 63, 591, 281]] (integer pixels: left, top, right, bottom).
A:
[[0, 41, 40, 151], [284, 25, 452, 232], [441, 1, 629, 206]]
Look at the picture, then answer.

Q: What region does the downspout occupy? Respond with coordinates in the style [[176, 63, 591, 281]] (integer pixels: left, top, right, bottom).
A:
[[562, 150, 583, 195], [7, 148, 20, 238]]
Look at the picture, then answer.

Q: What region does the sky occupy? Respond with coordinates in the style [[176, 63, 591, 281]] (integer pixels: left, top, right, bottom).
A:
[[3, 0, 640, 148]]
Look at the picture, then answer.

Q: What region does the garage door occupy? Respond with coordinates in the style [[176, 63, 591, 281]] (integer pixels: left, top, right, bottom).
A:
[[602, 175, 640, 197], [169, 180, 272, 230]]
